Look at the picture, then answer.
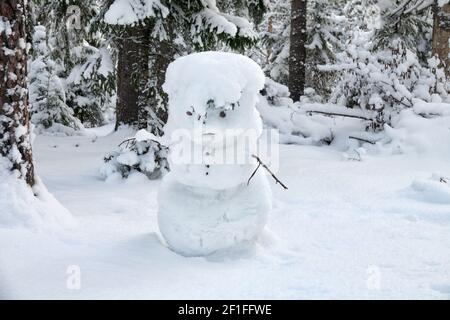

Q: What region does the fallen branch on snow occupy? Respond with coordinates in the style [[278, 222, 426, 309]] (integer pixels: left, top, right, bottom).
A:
[[305, 110, 373, 121], [349, 136, 377, 145]]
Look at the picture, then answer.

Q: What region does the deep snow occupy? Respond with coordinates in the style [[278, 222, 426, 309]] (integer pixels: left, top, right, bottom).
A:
[[1, 125, 450, 299]]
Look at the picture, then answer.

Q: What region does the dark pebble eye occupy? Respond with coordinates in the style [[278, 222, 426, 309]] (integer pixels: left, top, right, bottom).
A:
[[186, 111, 193, 116], [220, 111, 226, 118]]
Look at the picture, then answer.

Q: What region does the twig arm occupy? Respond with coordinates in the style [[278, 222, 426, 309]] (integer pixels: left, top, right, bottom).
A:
[[249, 155, 289, 190]]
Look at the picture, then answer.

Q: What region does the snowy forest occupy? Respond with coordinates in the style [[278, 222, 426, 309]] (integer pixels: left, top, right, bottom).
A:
[[1, 0, 450, 299]]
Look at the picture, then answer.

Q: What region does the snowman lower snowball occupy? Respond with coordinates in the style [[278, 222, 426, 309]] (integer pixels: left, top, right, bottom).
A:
[[158, 52, 272, 256]]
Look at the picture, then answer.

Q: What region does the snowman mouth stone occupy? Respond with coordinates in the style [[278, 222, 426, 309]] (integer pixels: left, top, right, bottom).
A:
[[157, 51, 272, 257]]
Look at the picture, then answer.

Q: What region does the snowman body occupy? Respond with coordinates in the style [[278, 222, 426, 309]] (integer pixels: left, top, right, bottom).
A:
[[158, 52, 272, 256]]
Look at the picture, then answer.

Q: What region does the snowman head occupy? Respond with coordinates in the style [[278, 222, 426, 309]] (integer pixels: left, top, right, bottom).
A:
[[163, 52, 266, 141]]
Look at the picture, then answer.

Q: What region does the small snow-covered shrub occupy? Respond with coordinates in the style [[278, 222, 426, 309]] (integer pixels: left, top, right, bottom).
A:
[[101, 130, 169, 180]]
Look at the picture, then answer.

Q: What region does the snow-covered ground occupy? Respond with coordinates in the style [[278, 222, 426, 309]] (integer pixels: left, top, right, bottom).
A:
[[1, 126, 450, 299]]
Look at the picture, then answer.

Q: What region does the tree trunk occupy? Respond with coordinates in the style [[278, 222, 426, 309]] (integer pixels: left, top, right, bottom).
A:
[[267, 15, 273, 66], [0, 0, 35, 187], [141, 34, 173, 136], [432, 1, 450, 77], [115, 25, 150, 130], [289, 0, 307, 102], [116, 23, 172, 136]]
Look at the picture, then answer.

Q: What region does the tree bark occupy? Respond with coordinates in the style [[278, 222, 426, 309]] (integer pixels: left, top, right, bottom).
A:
[[141, 33, 173, 136], [0, 0, 35, 186], [115, 23, 172, 136], [289, 0, 307, 102], [432, 1, 450, 77], [115, 25, 150, 130]]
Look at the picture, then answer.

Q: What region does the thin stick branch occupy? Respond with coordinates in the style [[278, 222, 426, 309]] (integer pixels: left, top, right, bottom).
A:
[[118, 138, 136, 148], [306, 110, 372, 121], [247, 163, 261, 187], [248, 155, 288, 190], [349, 136, 377, 145]]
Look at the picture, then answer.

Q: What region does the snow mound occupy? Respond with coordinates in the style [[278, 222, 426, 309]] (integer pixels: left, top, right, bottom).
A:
[[0, 160, 76, 231], [411, 175, 450, 204], [382, 109, 450, 156], [412, 99, 450, 117], [32, 123, 86, 137]]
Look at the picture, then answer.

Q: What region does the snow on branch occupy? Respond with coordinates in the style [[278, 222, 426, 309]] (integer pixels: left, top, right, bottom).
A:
[[413, 99, 450, 117], [104, 0, 169, 25], [192, 8, 238, 38]]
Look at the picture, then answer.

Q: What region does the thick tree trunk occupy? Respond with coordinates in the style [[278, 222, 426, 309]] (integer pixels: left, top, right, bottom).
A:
[[432, 2, 450, 77], [116, 23, 172, 136], [289, 0, 307, 102], [115, 25, 150, 130], [0, 0, 35, 186], [142, 35, 173, 136]]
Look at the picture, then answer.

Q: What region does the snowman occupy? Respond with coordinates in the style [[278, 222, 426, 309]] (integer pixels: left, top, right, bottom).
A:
[[158, 52, 272, 256]]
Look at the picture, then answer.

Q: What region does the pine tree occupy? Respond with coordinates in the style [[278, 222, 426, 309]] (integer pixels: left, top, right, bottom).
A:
[[261, 0, 344, 99], [29, 0, 115, 128], [261, 0, 291, 85], [65, 42, 115, 127], [1, 0, 35, 186], [305, 0, 344, 99], [28, 25, 82, 133], [372, 0, 431, 61]]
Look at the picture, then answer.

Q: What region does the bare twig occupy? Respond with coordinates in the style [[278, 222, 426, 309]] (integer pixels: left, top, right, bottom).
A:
[[306, 110, 372, 121], [247, 162, 261, 187], [248, 155, 288, 190], [349, 136, 377, 145], [118, 138, 136, 148], [346, 148, 362, 162]]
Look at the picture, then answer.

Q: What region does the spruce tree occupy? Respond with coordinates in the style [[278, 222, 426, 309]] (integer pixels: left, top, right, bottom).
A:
[[29, 26, 82, 133], [29, 0, 116, 128], [261, 0, 344, 99]]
